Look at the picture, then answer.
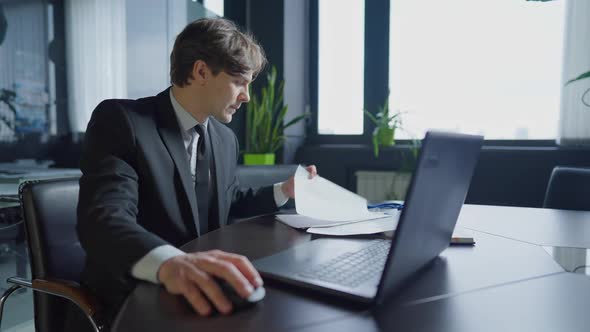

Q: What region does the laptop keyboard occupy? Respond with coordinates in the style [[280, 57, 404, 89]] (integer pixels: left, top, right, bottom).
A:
[[296, 239, 391, 288]]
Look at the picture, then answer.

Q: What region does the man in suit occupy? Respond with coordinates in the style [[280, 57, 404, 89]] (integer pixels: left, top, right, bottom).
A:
[[73, 18, 316, 330]]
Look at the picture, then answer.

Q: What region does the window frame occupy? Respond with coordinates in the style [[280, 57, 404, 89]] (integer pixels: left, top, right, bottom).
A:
[[308, 0, 390, 145], [307, 0, 561, 147]]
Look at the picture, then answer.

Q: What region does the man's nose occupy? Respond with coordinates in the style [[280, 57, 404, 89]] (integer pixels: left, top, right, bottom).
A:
[[239, 90, 250, 103]]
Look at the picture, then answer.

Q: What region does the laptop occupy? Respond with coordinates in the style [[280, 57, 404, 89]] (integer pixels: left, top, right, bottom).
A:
[[252, 131, 483, 304]]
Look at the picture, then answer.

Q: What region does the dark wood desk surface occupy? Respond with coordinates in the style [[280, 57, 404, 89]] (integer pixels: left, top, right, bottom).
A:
[[112, 205, 590, 332], [298, 272, 590, 332]]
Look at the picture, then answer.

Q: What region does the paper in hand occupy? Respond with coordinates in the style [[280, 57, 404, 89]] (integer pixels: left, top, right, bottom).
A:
[[293, 165, 384, 222]]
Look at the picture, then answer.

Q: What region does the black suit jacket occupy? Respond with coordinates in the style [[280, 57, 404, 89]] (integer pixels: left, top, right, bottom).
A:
[[76, 88, 277, 317]]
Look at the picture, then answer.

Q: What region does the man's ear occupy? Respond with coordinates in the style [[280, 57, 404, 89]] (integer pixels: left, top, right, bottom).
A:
[[191, 60, 210, 85]]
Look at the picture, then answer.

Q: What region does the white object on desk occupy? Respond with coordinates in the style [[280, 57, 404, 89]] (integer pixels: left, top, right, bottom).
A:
[[307, 212, 401, 236], [275, 213, 389, 229], [294, 165, 381, 222]]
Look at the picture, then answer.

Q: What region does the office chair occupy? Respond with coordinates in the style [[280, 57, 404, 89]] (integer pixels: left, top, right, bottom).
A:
[[0, 178, 104, 332], [0, 205, 27, 284], [543, 166, 590, 211]]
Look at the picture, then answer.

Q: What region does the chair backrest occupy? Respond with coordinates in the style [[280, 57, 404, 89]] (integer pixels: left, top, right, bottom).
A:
[[543, 166, 590, 211], [20, 178, 84, 332]]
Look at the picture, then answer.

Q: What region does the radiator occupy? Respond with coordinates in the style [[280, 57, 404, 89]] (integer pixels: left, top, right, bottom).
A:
[[355, 171, 412, 201]]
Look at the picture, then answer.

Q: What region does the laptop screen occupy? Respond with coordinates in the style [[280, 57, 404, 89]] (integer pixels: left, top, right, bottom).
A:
[[375, 131, 483, 304]]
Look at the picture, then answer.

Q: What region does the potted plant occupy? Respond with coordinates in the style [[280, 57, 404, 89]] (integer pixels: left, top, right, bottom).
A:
[[364, 98, 404, 158], [355, 138, 420, 201], [244, 66, 307, 165], [357, 98, 421, 201]]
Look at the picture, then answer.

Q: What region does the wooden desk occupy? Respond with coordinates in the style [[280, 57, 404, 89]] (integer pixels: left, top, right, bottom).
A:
[[112, 205, 590, 332]]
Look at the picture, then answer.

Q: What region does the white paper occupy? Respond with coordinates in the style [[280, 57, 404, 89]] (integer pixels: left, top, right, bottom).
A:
[[307, 212, 401, 236], [294, 165, 375, 221], [276, 213, 388, 229]]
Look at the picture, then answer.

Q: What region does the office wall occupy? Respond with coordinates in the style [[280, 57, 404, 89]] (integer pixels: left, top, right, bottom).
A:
[[224, 0, 310, 163], [224, 0, 286, 160], [283, 0, 309, 163], [125, 0, 186, 99]]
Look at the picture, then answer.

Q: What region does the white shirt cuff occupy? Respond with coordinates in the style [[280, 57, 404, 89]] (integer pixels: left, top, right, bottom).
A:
[[273, 182, 289, 207], [131, 245, 185, 284]]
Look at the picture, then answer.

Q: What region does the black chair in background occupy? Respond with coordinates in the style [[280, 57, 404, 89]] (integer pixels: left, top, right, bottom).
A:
[[543, 166, 590, 211], [0, 178, 103, 332]]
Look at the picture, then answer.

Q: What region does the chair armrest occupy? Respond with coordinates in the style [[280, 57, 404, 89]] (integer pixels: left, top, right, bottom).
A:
[[31, 278, 102, 317], [7, 276, 104, 331]]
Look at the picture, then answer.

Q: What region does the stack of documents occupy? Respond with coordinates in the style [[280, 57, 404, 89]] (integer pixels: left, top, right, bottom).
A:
[[276, 166, 397, 236]]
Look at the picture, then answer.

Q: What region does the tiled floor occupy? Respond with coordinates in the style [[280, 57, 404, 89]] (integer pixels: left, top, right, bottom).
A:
[[0, 241, 34, 331]]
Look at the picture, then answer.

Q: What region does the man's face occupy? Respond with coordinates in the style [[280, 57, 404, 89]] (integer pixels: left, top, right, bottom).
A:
[[206, 70, 252, 123]]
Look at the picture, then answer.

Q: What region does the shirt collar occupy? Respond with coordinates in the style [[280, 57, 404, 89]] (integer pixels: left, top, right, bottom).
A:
[[169, 88, 208, 132]]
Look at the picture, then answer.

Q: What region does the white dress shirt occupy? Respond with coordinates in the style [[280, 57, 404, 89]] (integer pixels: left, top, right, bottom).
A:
[[131, 89, 289, 284]]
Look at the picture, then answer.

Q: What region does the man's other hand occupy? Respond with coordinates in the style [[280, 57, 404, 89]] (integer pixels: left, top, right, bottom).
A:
[[281, 165, 317, 199], [157, 250, 263, 316]]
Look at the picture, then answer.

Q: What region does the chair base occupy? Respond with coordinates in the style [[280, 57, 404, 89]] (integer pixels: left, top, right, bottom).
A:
[[0, 284, 23, 327]]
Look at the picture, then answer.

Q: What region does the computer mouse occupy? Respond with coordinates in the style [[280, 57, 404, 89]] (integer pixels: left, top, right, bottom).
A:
[[215, 277, 266, 310]]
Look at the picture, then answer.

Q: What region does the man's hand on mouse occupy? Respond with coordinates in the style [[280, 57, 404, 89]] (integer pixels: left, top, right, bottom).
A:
[[157, 250, 263, 316]]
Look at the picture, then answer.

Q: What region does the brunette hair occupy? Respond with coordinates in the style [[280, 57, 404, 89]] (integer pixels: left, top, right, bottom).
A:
[[170, 18, 267, 86]]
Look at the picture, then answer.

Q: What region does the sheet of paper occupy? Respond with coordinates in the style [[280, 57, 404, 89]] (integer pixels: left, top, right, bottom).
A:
[[307, 212, 401, 236], [294, 165, 375, 221], [276, 212, 388, 229]]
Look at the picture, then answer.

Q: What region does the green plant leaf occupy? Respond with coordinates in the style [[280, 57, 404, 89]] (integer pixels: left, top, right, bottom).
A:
[[364, 110, 379, 125], [275, 80, 285, 112], [271, 136, 285, 153], [283, 113, 309, 129], [387, 113, 402, 121], [271, 104, 289, 146], [372, 133, 379, 157], [565, 70, 590, 86], [244, 65, 308, 154]]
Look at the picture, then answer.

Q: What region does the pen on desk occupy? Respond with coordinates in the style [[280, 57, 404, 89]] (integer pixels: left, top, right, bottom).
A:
[[367, 203, 404, 210]]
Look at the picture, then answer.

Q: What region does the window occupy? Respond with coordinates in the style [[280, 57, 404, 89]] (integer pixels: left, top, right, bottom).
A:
[[316, 0, 365, 135], [389, 0, 565, 140], [312, 0, 565, 142], [202, 0, 223, 17], [0, 1, 57, 142]]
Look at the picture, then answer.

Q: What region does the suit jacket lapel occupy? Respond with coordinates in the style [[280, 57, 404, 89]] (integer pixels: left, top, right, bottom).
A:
[[155, 88, 200, 235], [207, 120, 229, 227]]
